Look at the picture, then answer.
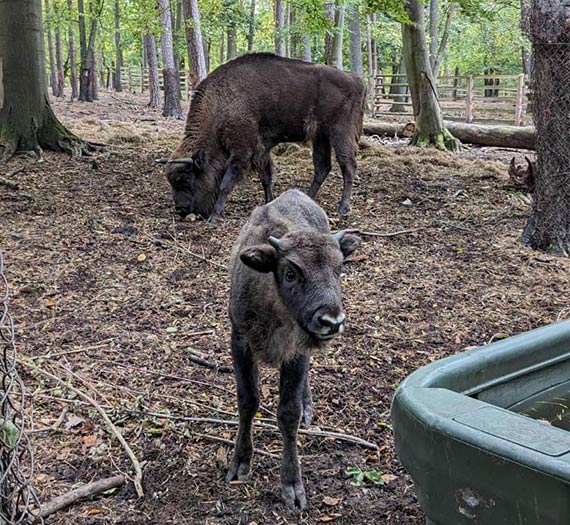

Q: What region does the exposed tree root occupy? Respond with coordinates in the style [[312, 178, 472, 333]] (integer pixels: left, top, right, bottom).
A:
[[410, 128, 462, 152]]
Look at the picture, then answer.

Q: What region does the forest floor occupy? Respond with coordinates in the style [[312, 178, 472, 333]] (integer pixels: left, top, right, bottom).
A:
[[1, 91, 568, 525]]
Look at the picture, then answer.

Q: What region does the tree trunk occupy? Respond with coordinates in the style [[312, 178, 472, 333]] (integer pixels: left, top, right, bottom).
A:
[[324, 2, 335, 65], [45, 0, 57, 95], [521, 1, 570, 255], [157, 0, 183, 118], [302, 33, 312, 61], [227, 26, 237, 60], [284, 2, 291, 57], [220, 29, 225, 64], [429, 0, 438, 71], [363, 120, 536, 150], [348, 4, 362, 75], [144, 33, 160, 108], [432, 2, 456, 78], [172, 0, 182, 101], [54, 2, 65, 98], [0, 0, 89, 162], [182, 0, 207, 88], [78, 0, 98, 101], [114, 0, 122, 91], [332, 3, 345, 70], [274, 0, 285, 56], [247, 0, 255, 52], [401, 0, 459, 150], [67, 0, 78, 99]]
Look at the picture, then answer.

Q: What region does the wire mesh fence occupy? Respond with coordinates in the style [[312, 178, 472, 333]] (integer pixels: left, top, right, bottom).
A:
[[521, 0, 570, 254], [0, 251, 40, 523]]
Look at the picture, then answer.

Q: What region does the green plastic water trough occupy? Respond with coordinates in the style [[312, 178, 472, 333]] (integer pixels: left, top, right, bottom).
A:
[[391, 320, 570, 525]]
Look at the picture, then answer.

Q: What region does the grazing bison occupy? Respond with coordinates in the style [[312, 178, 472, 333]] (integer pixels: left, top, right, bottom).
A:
[[164, 53, 366, 222], [226, 189, 360, 509]]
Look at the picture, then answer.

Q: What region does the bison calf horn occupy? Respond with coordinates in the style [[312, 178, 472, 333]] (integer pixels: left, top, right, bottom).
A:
[[155, 157, 195, 165]]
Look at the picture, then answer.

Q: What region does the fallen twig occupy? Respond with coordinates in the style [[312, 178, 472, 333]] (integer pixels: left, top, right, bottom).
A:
[[360, 228, 423, 238], [37, 475, 125, 520], [21, 359, 145, 498], [125, 410, 378, 451], [164, 232, 227, 270], [188, 349, 233, 373]]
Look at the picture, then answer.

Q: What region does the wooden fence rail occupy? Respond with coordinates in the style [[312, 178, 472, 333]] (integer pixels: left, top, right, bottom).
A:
[[370, 73, 529, 126], [119, 66, 194, 99]]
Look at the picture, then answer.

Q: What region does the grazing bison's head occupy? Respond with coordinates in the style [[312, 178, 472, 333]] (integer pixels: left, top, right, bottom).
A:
[[165, 149, 218, 219], [240, 229, 361, 341]]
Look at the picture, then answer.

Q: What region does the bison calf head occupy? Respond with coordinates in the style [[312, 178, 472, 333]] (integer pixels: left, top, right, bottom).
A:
[[165, 149, 218, 219], [240, 230, 360, 341]]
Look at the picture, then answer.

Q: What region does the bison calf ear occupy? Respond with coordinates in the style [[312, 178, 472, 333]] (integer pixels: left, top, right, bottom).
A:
[[240, 245, 278, 273], [333, 230, 361, 259]]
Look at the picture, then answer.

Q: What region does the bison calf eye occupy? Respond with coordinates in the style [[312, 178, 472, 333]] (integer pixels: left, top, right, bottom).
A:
[[285, 269, 296, 282]]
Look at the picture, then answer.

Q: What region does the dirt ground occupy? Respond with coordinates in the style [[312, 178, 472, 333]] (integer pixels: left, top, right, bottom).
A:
[[1, 91, 568, 525]]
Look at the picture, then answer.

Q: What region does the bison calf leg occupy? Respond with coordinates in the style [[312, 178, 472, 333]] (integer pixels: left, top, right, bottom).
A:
[[278, 353, 310, 509], [308, 133, 332, 199], [259, 154, 275, 203], [332, 137, 357, 216], [301, 367, 313, 427], [209, 156, 248, 223], [226, 331, 260, 482]]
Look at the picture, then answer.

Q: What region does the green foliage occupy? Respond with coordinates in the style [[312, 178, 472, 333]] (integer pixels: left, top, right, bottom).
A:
[[345, 466, 385, 486]]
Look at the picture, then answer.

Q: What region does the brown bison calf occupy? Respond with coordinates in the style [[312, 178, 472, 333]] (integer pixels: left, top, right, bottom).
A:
[[165, 53, 366, 222], [227, 189, 360, 508]]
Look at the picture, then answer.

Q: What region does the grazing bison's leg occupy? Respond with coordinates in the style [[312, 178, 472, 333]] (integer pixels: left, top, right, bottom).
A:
[[259, 154, 275, 203], [209, 156, 249, 223], [308, 133, 332, 199], [278, 353, 310, 509], [301, 364, 313, 427], [331, 135, 357, 216], [226, 329, 260, 482]]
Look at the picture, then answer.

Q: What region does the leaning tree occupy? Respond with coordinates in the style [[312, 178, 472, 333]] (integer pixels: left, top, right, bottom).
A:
[[400, 0, 460, 150], [0, 0, 89, 162], [521, 0, 570, 255]]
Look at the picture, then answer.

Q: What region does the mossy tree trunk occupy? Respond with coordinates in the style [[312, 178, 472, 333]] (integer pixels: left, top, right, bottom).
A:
[[521, 0, 570, 255], [401, 0, 460, 151], [0, 0, 90, 162]]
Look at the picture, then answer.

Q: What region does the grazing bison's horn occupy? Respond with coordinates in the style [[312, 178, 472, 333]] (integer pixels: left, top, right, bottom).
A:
[[332, 229, 360, 243], [267, 236, 282, 250], [155, 157, 195, 165]]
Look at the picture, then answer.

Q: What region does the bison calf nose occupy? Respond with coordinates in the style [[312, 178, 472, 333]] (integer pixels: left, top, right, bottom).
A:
[[310, 310, 346, 339]]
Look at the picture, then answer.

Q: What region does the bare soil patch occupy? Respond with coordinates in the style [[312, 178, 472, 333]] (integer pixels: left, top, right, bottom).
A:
[[0, 91, 567, 524]]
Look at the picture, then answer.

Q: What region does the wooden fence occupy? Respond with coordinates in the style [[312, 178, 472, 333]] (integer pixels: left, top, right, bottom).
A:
[[371, 73, 529, 126], [119, 66, 193, 98]]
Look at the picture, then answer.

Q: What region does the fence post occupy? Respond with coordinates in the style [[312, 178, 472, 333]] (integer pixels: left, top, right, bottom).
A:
[[466, 75, 474, 123], [515, 73, 526, 126]]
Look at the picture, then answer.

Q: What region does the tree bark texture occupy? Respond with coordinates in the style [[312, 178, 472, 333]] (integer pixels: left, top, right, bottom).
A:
[[45, 0, 57, 95], [521, 0, 570, 255], [432, 2, 455, 78], [114, 0, 122, 91], [0, 0, 89, 161], [348, 4, 363, 75], [68, 0, 78, 99], [429, 0, 438, 71], [227, 24, 237, 59], [78, 0, 98, 101], [54, 2, 65, 98], [247, 0, 255, 52], [182, 0, 207, 88], [274, 0, 285, 56], [363, 120, 536, 150], [402, 0, 459, 150], [144, 33, 160, 108], [157, 0, 183, 118], [332, 3, 345, 70]]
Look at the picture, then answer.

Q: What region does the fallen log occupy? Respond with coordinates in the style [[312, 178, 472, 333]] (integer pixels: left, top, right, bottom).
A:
[[363, 120, 536, 150]]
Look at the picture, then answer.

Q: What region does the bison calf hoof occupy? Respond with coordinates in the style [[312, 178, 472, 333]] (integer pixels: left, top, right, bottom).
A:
[[336, 202, 351, 216], [225, 458, 251, 482], [281, 480, 307, 510], [207, 214, 220, 224]]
